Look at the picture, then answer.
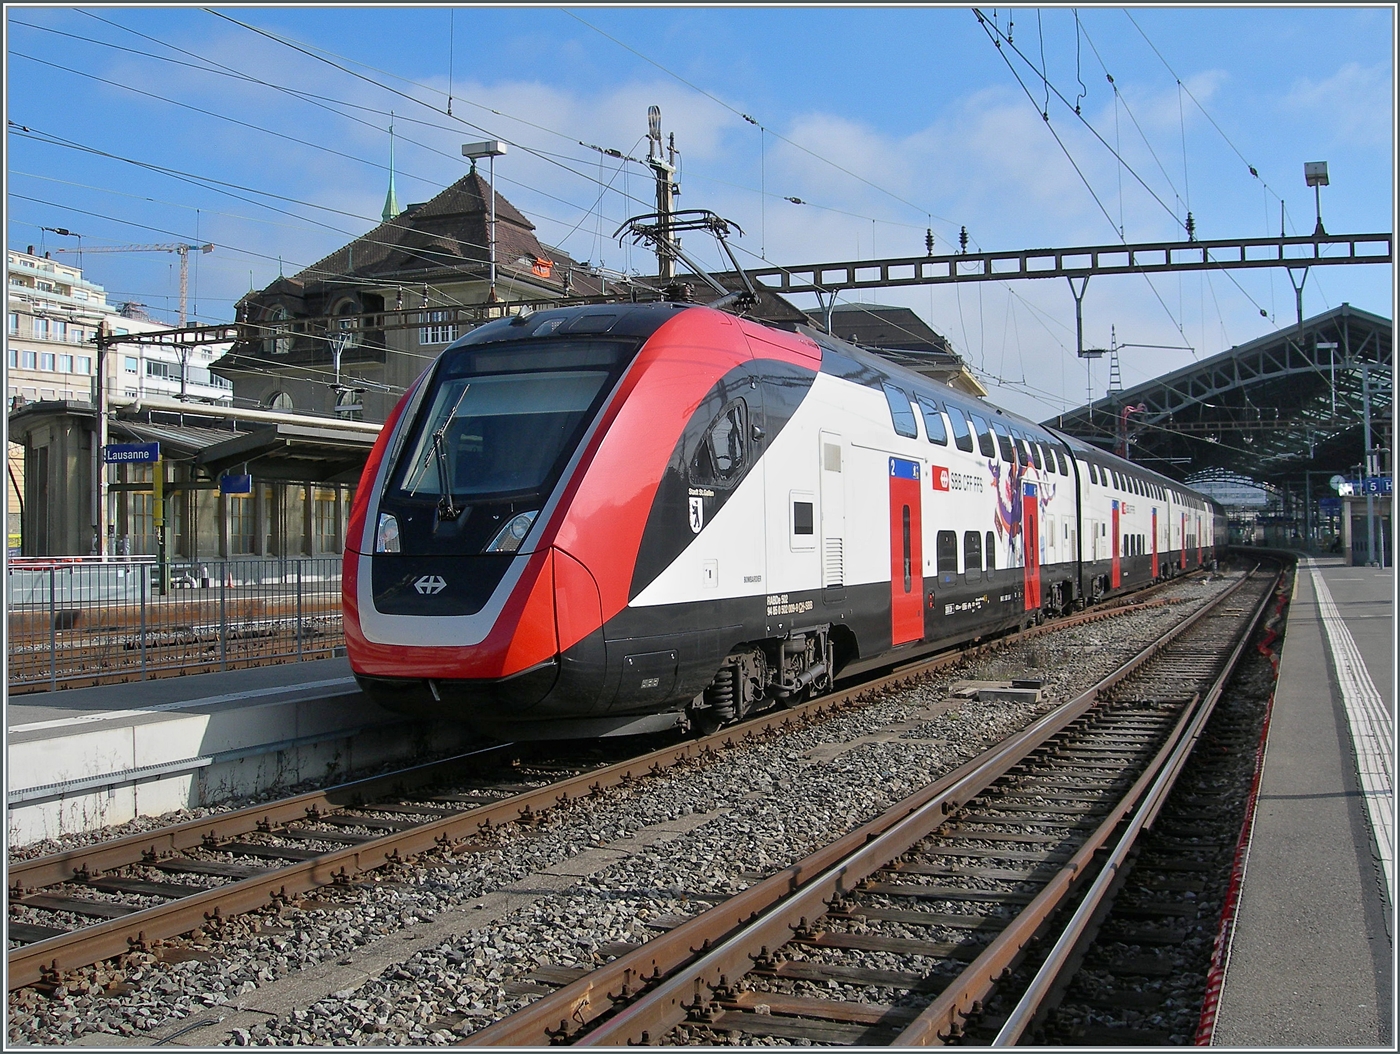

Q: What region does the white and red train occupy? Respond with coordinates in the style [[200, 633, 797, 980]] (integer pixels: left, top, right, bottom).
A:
[[344, 302, 1226, 738]]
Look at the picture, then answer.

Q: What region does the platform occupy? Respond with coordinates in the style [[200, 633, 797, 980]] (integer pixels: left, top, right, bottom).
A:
[[1211, 555, 1393, 1046], [5, 658, 472, 847]]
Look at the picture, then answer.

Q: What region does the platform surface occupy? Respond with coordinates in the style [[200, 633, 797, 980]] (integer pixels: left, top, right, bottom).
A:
[[1213, 556, 1393, 1046], [7, 656, 358, 743]]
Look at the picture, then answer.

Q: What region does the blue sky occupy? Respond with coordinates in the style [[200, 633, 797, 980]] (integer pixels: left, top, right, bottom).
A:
[[6, 5, 1394, 420]]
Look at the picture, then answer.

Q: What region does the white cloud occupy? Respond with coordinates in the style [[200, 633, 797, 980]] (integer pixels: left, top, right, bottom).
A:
[[1284, 62, 1394, 149]]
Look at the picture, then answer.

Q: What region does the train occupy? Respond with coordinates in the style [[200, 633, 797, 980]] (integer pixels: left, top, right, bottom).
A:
[[344, 301, 1226, 739]]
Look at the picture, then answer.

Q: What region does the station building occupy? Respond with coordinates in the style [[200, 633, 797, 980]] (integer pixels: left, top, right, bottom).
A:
[[216, 167, 618, 425]]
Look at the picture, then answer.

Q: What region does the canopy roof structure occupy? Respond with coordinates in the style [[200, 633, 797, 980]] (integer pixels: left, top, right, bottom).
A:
[[1045, 304, 1392, 489]]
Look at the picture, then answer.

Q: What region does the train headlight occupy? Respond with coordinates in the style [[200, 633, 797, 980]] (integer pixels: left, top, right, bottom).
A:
[[486, 510, 538, 553], [375, 512, 401, 553]]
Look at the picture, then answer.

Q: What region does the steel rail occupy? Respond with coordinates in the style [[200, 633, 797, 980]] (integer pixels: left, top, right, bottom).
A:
[[986, 567, 1279, 1045], [459, 571, 1256, 1046], [8, 587, 1177, 891], [5, 579, 1193, 991]]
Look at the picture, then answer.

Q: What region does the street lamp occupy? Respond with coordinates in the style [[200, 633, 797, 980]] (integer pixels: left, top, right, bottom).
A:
[[462, 140, 508, 302], [1304, 161, 1329, 236]]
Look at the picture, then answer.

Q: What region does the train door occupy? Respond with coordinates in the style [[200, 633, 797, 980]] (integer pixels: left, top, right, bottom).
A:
[[1196, 514, 1203, 566], [889, 457, 923, 645], [1181, 512, 1188, 570], [1110, 500, 1122, 588], [1151, 508, 1159, 578], [1023, 482, 1041, 610], [819, 431, 845, 601]]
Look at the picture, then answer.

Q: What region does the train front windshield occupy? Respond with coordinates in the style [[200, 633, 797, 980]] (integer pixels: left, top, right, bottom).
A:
[[389, 340, 634, 504]]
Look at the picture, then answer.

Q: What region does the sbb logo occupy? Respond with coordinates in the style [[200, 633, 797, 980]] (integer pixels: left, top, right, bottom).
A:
[[931, 465, 950, 492], [413, 575, 447, 595]]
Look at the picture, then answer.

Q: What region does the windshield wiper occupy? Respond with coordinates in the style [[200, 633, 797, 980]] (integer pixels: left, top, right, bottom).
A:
[[431, 384, 471, 521]]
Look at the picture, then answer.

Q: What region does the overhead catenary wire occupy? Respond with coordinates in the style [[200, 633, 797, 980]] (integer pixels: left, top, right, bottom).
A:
[[974, 10, 1272, 345], [6, 37, 655, 237], [10, 124, 618, 316]]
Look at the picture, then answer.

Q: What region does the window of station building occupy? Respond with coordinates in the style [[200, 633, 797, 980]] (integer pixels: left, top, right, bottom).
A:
[[964, 530, 982, 572], [58, 354, 72, 374], [39, 352, 55, 372], [124, 356, 138, 373], [21, 350, 37, 370], [265, 391, 294, 410], [228, 494, 255, 555], [916, 396, 948, 445], [882, 383, 919, 438], [313, 488, 339, 553], [419, 310, 459, 346], [7, 312, 16, 335], [937, 530, 959, 582], [946, 405, 975, 452], [33, 319, 49, 340], [52, 321, 66, 342]]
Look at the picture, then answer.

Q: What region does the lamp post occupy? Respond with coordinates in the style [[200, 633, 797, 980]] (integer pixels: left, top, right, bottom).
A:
[[462, 140, 508, 302], [1304, 161, 1329, 237]]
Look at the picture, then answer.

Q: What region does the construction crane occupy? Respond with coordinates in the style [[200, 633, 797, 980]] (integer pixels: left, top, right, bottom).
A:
[[52, 243, 213, 325]]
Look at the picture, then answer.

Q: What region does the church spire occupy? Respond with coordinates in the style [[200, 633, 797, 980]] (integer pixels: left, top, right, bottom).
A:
[[382, 113, 401, 223]]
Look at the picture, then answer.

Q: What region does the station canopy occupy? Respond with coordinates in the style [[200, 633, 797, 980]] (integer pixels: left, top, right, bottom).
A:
[[1044, 304, 1392, 490]]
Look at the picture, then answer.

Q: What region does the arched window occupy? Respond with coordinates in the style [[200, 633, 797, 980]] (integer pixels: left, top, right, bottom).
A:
[[266, 391, 294, 410]]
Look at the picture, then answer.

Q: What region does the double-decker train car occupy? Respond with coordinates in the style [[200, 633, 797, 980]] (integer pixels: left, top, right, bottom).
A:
[[344, 302, 1224, 738]]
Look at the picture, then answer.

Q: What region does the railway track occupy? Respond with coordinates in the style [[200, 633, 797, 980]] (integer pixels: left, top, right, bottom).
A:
[[7, 581, 1198, 994], [456, 564, 1280, 1045]]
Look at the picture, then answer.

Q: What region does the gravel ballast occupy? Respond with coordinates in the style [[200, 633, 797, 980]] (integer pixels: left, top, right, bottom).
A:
[[6, 575, 1241, 1047]]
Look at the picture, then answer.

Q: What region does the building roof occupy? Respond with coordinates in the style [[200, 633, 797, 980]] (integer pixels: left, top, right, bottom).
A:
[[815, 303, 957, 355], [801, 303, 986, 397], [1045, 304, 1393, 487], [291, 169, 576, 292]]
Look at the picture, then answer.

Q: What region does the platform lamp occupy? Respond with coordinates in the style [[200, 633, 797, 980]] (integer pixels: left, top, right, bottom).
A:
[[462, 140, 509, 303], [1304, 161, 1329, 237]]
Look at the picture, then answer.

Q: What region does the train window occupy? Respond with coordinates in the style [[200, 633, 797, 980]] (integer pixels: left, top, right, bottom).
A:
[[1112, 470, 1122, 490], [985, 532, 996, 573], [691, 399, 748, 486], [937, 530, 959, 581], [946, 405, 975, 452], [793, 500, 814, 535], [990, 422, 1015, 464], [1027, 438, 1043, 471], [1011, 431, 1031, 467], [916, 396, 948, 445], [901, 506, 913, 592], [883, 384, 919, 439], [1089, 464, 1099, 485], [1056, 448, 1069, 475], [964, 530, 982, 572], [970, 413, 998, 459], [393, 367, 613, 501]]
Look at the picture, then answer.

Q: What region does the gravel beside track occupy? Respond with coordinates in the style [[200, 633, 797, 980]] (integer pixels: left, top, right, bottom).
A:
[[6, 574, 1238, 1047]]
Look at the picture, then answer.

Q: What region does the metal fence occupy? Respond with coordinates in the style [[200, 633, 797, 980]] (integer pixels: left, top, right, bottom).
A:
[[7, 556, 345, 693]]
